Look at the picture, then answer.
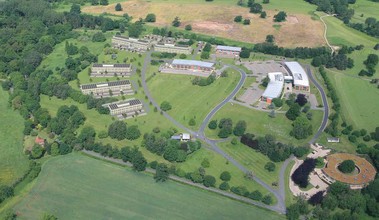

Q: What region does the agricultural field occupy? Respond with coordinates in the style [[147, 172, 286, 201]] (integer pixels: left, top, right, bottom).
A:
[[0, 89, 29, 186], [82, 0, 325, 47], [13, 153, 283, 220], [204, 104, 323, 146], [218, 141, 282, 187], [147, 71, 240, 130]]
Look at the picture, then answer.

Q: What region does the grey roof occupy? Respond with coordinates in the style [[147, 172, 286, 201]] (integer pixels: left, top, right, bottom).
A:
[[262, 72, 284, 99], [113, 35, 149, 43], [92, 64, 131, 68], [114, 64, 131, 68], [81, 80, 130, 90], [108, 99, 142, 110], [156, 43, 190, 48], [172, 59, 215, 68], [284, 62, 309, 87], [216, 45, 242, 52]]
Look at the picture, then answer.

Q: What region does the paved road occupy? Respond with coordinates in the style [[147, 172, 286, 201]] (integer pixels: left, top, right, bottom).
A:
[[140, 51, 286, 214], [305, 65, 329, 144]]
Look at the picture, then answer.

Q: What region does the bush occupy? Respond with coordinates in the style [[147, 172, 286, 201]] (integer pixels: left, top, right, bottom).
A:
[[234, 15, 243, 22], [145, 13, 156, 22], [264, 162, 276, 172], [160, 101, 172, 111], [248, 190, 263, 201], [188, 118, 196, 126], [219, 182, 230, 191], [185, 24, 192, 31], [243, 19, 251, 25], [203, 175, 216, 187], [208, 120, 218, 129], [92, 32, 106, 42], [338, 160, 355, 173], [115, 3, 122, 11], [220, 171, 231, 181], [98, 130, 108, 139], [262, 195, 272, 205], [201, 158, 210, 168]]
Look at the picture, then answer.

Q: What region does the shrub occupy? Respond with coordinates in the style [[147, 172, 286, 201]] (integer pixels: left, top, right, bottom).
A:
[[248, 190, 263, 201], [264, 162, 276, 172], [262, 195, 272, 204], [115, 3, 122, 11], [219, 182, 230, 191], [234, 15, 243, 22], [208, 120, 218, 129], [201, 158, 210, 168], [185, 24, 192, 31], [220, 171, 231, 181], [203, 175, 216, 187], [338, 160, 355, 173], [160, 101, 172, 111], [145, 13, 156, 22]]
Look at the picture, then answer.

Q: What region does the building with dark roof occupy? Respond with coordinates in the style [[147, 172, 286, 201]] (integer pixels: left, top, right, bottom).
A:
[[91, 63, 132, 77], [154, 43, 192, 54], [112, 35, 150, 51], [80, 80, 132, 96], [106, 99, 143, 116]]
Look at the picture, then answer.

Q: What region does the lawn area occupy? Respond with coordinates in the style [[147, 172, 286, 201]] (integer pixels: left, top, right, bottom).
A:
[[13, 153, 283, 220], [0, 89, 29, 186], [218, 141, 282, 187], [285, 161, 295, 206], [147, 70, 240, 130], [328, 70, 379, 132], [350, 0, 379, 23], [204, 104, 323, 146]]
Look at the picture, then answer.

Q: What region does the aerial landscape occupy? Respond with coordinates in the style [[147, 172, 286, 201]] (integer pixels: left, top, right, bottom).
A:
[[0, 0, 378, 219]]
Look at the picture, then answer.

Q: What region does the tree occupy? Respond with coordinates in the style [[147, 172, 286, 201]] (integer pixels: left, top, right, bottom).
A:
[[243, 19, 251, 25], [203, 175, 216, 187], [272, 98, 283, 107], [274, 11, 287, 22], [266, 35, 275, 43], [295, 94, 307, 106], [185, 24, 192, 31], [92, 32, 106, 42], [2, 209, 16, 220], [286, 103, 301, 120], [248, 0, 255, 7], [78, 126, 96, 145], [250, 3, 263, 13], [108, 121, 127, 140], [201, 51, 210, 59], [220, 171, 231, 181], [115, 3, 122, 11], [234, 15, 243, 22], [189, 118, 196, 126], [154, 163, 169, 182], [100, 0, 108, 5], [263, 0, 269, 3], [260, 11, 267, 18], [262, 195, 272, 204], [201, 158, 210, 168], [70, 4, 81, 14], [208, 120, 218, 129], [160, 101, 172, 111], [292, 116, 313, 139], [30, 144, 44, 159], [145, 13, 156, 22], [131, 151, 147, 171], [338, 160, 355, 173], [163, 145, 178, 162], [219, 181, 230, 190], [264, 162, 276, 172], [233, 120, 247, 136], [172, 17, 181, 27], [128, 21, 144, 38], [50, 143, 60, 156], [126, 125, 141, 140], [249, 190, 263, 201]]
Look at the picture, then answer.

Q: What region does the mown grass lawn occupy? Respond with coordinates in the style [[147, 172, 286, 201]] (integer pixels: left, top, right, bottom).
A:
[[218, 141, 282, 187], [147, 70, 240, 130], [0, 89, 29, 186], [13, 153, 283, 220], [204, 104, 323, 146]]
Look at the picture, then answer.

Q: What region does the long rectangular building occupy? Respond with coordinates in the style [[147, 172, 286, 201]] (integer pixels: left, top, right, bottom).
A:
[[261, 72, 284, 104], [112, 35, 150, 51], [80, 80, 132, 96], [170, 59, 215, 73], [91, 63, 132, 77], [284, 62, 310, 92], [154, 43, 192, 55], [216, 45, 242, 56], [106, 99, 143, 116]]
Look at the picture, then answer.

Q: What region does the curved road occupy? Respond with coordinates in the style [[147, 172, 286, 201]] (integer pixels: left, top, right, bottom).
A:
[[141, 51, 287, 214]]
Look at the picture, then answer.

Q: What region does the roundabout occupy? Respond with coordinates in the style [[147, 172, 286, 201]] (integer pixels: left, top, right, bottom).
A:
[[322, 153, 376, 189]]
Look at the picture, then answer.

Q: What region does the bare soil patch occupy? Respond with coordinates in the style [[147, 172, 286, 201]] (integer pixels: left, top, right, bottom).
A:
[[83, 0, 324, 47]]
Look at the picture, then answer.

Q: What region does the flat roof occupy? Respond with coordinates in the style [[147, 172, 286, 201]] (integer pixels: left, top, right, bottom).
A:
[[216, 45, 242, 52], [81, 80, 131, 90], [172, 59, 215, 68], [107, 99, 142, 110], [262, 72, 284, 99], [284, 62, 309, 87], [92, 63, 131, 68], [155, 43, 190, 49]]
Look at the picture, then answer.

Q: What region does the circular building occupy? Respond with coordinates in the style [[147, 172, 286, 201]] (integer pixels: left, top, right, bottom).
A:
[[322, 153, 376, 189]]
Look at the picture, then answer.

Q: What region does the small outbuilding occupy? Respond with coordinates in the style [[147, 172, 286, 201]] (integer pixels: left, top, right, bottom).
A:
[[327, 137, 340, 143]]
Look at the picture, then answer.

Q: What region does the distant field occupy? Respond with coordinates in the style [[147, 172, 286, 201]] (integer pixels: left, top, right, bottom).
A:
[[13, 154, 283, 220], [82, 0, 325, 47], [0, 89, 29, 186], [204, 104, 323, 146], [350, 0, 379, 23], [147, 71, 240, 130]]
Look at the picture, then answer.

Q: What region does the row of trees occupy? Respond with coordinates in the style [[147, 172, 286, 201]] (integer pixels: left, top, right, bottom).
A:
[[192, 74, 216, 86], [208, 118, 247, 138]]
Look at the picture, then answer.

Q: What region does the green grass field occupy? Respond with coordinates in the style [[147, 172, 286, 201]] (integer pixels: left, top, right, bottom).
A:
[[0, 89, 29, 186], [13, 153, 283, 220], [218, 141, 282, 187], [350, 0, 379, 23], [285, 161, 295, 206], [205, 104, 323, 145], [147, 71, 240, 130]]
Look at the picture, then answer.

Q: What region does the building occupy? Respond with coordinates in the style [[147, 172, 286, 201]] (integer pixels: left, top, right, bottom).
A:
[[35, 137, 45, 146], [215, 45, 242, 56], [80, 80, 132, 96], [171, 133, 191, 142], [154, 43, 192, 55], [327, 137, 340, 143], [106, 99, 143, 116], [91, 63, 132, 77], [170, 59, 215, 73], [261, 72, 284, 104], [112, 35, 150, 51], [284, 62, 310, 92]]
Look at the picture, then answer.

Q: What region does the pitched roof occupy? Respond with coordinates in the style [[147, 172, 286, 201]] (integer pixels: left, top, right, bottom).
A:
[[216, 45, 242, 52], [81, 80, 131, 90], [107, 99, 142, 110]]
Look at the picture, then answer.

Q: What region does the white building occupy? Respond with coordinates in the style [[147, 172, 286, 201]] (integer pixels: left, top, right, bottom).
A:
[[154, 43, 192, 54], [112, 35, 150, 51], [284, 62, 310, 92], [91, 63, 132, 77], [261, 72, 284, 104], [170, 59, 215, 73], [215, 45, 242, 56]]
